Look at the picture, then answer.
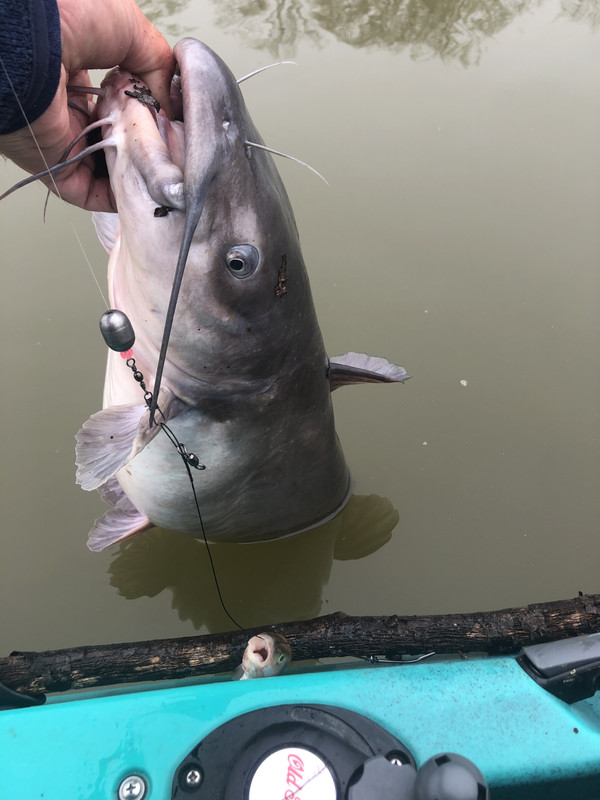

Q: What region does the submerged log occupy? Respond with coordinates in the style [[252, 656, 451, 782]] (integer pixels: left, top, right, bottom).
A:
[[1, 593, 599, 699]]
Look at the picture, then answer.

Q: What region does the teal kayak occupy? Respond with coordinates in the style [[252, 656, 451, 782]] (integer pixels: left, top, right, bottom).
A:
[[2, 634, 600, 798]]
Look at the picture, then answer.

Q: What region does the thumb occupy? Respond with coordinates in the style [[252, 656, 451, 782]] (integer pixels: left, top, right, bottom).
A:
[[59, 0, 174, 113]]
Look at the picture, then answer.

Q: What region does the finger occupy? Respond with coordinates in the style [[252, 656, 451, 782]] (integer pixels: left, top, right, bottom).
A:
[[50, 89, 117, 211], [47, 165, 116, 212], [17, 85, 116, 211], [59, 0, 174, 114], [120, 20, 175, 117]]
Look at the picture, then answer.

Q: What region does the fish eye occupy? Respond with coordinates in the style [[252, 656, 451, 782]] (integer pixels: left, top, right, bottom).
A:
[[278, 654, 286, 663], [225, 245, 259, 278]]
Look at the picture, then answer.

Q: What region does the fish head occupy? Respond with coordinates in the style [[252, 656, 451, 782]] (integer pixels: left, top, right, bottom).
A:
[[97, 40, 323, 406], [241, 632, 292, 679]]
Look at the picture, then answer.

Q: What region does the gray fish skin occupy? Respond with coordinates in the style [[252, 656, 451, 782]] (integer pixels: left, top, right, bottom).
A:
[[76, 40, 409, 550]]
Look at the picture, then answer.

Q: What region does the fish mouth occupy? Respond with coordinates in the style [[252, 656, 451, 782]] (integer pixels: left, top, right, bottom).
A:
[[95, 69, 185, 211], [248, 635, 273, 665], [97, 40, 239, 208]]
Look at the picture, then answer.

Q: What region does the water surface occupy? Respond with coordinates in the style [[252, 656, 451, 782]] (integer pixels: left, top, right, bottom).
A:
[[1, 0, 598, 654]]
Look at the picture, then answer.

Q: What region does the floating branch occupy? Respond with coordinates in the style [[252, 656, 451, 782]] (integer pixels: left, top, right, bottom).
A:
[[1, 593, 599, 699]]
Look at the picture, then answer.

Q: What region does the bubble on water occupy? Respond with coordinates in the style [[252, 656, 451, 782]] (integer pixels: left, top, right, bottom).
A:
[[459, 379, 468, 387]]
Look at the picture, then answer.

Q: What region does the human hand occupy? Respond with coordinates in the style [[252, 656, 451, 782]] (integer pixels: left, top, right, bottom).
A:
[[0, 0, 174, 211]]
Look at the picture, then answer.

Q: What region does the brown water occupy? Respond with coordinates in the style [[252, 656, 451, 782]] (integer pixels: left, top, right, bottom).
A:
[[1, 0, 599, 655]]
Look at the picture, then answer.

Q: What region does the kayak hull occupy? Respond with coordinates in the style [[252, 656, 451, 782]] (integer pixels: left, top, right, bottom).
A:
[[2, 653, 600, 798]]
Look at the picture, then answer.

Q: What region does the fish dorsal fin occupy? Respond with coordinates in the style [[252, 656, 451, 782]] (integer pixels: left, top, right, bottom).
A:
[[87, 479, 153, 551], [92, 211, 120, 254], [328, 352, 411, 391]]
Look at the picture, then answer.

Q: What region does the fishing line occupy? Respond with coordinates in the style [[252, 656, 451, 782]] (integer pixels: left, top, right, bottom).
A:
[[160, 411, 244, 631], [0, 54, 109, 309], [70, 223, 109, 308], [109, 329, 244, 632], [175, 441, 245, 633]]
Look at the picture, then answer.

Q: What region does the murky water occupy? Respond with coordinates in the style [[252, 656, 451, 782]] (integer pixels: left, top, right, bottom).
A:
[[1, 0, 599, 655]]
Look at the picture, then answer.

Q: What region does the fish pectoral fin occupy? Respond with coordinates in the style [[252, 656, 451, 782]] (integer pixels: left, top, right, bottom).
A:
[[89, 475, 154, 550], [328, 352, 411, 391], [231, 665, 247, 681], [92, 211, 120, 254], [87, 506, 153, 552], [76, 392, 187, 491], [97, 475, 136, 510], [75, 404, 155, 491]]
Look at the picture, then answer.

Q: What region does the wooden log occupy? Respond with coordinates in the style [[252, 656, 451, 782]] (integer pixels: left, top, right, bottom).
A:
[[1, 593, 599, 699]]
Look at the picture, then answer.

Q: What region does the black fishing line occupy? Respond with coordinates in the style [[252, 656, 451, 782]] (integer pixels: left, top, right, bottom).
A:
[[122, 354, 244, 632], [173, 437, 244, 633]]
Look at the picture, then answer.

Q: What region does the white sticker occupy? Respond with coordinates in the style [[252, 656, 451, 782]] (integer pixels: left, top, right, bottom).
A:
[[248, 746, 337, 800]]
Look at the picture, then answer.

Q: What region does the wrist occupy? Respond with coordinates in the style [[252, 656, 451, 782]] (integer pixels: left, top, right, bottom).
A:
[[0, 0, 62, 135]]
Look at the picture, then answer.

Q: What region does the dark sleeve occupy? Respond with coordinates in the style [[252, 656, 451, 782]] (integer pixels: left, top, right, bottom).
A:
[[0, 0, 62, 135]]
